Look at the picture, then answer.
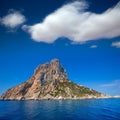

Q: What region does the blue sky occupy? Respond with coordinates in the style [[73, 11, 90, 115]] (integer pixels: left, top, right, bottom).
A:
[[0, 0, 120, 96]]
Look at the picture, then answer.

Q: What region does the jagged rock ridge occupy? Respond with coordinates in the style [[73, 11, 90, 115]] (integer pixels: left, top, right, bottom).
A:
[[0, 59, 107, 100]]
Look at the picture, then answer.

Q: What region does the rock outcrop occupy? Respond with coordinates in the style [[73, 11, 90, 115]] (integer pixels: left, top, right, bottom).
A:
[[0, 59, 108, 100]]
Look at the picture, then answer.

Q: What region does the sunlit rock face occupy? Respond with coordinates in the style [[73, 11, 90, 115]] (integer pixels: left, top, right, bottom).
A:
[[34, 59, 68, 85]]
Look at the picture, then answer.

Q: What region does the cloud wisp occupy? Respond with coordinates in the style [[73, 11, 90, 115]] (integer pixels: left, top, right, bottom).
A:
[[101, 80, 120, 87], [90, 45, 98, 48], [23, 1, 120, 43], [111, 41, 120, 48], [0, 10, 26, 29]]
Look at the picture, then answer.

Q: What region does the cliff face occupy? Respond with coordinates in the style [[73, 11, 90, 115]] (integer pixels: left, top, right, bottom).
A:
[[0, 59, 107, 100]]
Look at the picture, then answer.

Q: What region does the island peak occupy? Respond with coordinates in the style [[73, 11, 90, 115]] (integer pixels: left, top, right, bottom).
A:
[[0, 59, 108, 100]]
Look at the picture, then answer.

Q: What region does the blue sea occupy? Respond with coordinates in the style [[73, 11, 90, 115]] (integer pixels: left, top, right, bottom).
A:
[[0, 99, 120, 120]]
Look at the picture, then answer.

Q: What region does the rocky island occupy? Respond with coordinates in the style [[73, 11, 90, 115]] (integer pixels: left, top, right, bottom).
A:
[[0, 59, 109, 100]]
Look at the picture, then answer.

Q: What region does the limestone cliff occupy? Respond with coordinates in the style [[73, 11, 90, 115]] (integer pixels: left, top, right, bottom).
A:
[[0, 59, 107, 100]]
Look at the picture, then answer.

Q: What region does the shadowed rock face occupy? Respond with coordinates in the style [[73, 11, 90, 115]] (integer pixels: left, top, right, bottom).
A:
[[0, 59, 108, 100]]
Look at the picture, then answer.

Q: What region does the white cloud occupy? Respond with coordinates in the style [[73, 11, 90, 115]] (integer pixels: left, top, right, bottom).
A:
[[0, 10, 26, 29], [23, 1, 120, 43], [111, 41, 120, 48], [90, 45, 98, 48]]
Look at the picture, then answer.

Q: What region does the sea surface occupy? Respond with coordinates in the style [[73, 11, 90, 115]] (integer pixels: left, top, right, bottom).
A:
[[0, 98, 120, 120]]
